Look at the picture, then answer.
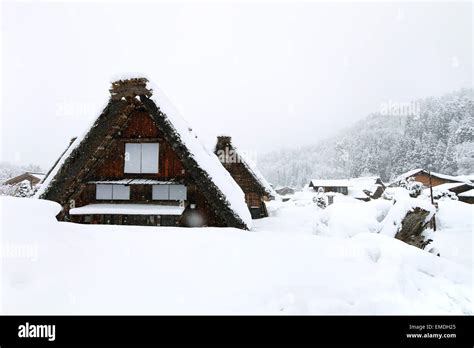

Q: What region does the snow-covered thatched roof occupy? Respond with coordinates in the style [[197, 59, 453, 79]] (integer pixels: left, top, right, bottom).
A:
[[37, 77, 252, 229], [214, 136, 276, 199], [236, 148, 277, 199]]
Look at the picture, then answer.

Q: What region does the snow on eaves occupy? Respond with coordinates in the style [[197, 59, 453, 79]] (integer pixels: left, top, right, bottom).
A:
[[34, 133, 85, 198], [148, 82, 252, 228], [310, 179, 350, 187], [391, 168, 471, 186], [28, 173, 45, 181], [421, 182, 473, 197], [36, 78, 252, 229], [35, 98, 111, 199], [455, 174, 474, 183], [458, 189, 474, 197], [230, 143, 277, 198]]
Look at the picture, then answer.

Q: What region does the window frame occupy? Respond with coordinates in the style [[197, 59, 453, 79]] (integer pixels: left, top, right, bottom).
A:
[[96, 184, 130, 200], [152, 184, 187, 201], [124, 142, 160, 174]]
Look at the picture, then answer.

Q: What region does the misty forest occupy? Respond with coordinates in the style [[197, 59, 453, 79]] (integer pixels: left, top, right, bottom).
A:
[[259, 88, 474, 188]]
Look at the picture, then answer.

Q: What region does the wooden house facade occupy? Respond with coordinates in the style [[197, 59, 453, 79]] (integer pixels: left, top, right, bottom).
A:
[[37, 78, 251, 229], [309, 177, 385, 202], [214, 136, 275, 219], [309, 179, 349, 195], [391, 169, 468, 187]]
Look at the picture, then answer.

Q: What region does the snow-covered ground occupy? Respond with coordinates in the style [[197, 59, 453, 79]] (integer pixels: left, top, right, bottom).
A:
[[0, 194, 472, 314]]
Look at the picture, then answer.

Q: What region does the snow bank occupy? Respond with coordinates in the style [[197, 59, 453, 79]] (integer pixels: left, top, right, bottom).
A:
[[2, 197, 471, 314], [379, 189, 436, 238], [314, 199, 392, 238], [423, 200, 473, 268]]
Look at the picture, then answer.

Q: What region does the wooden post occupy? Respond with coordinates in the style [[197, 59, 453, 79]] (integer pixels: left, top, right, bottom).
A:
[[429, 170, 437, 231]]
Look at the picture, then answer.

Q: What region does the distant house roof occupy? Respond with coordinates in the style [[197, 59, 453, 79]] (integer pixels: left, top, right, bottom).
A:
[[455, 174, 474, 183], [29, 172, 45, 181], [3, 172, 45, 185], [310, 176, 385, 200], [214, 136, 276, 199], [349, 176, 385, 195], [423, 182, 474, 196], [347, 187, 368, 199], [309, 179, 350, 188], [349, 176, 385, 198], [275, 186, 295, 196], [458, 189, 474, 197], [392, 168, 470, 185], [235, 147, 277, 199], [428, 182, 468, 191]]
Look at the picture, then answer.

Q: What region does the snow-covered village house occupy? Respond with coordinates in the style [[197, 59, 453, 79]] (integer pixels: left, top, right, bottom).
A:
[[309, 179, 349, 195], [37, 78, 251, 229], [422, 182, 474, 204], [214, 136, 276, 219], [3, 172, 45, 187], [391, 168, 469, 187], [308, 177, 385, 203], [390, 168, 474, 204]]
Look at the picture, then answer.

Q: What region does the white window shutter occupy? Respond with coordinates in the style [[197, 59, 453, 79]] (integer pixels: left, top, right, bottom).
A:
[[169, 185, 187, 200], [124, 143, 142, 173], [96, 184, 113, 200], [112, 185, 130, 200], [141, 143, 159, 173], [152, 185, 169, 200]]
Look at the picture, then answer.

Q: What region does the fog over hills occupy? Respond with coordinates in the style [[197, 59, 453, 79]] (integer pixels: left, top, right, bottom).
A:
[[259, 89, 474, 188]]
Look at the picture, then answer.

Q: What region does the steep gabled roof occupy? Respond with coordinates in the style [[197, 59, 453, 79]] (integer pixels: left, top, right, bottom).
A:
[[37, 77, 252, 230], [214, 136, 276, 199]]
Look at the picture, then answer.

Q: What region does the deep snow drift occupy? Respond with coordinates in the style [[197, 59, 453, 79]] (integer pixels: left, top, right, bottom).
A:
[[0, 195, 472, 314]]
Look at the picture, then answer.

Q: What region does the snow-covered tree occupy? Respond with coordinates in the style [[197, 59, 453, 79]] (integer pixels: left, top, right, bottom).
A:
[[313, 187, 328, 209], [433, 189, 458, 201], [406, 177, 424, 198], [0, 184, 18, 196], [15, 180, 34, 198], [455, 142, 474, 174], [258, 88, 474, 187]]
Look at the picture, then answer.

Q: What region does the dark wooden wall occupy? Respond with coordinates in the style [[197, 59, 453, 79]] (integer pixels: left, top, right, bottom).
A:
[[221, 161, 268, 218], [92, 111, 185, 180], [71, 110, 224, 227], [222, 162, 265, 196]]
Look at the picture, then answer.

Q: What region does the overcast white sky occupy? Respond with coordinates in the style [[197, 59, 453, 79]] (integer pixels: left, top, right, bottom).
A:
[[0, 0, 472, 169]]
